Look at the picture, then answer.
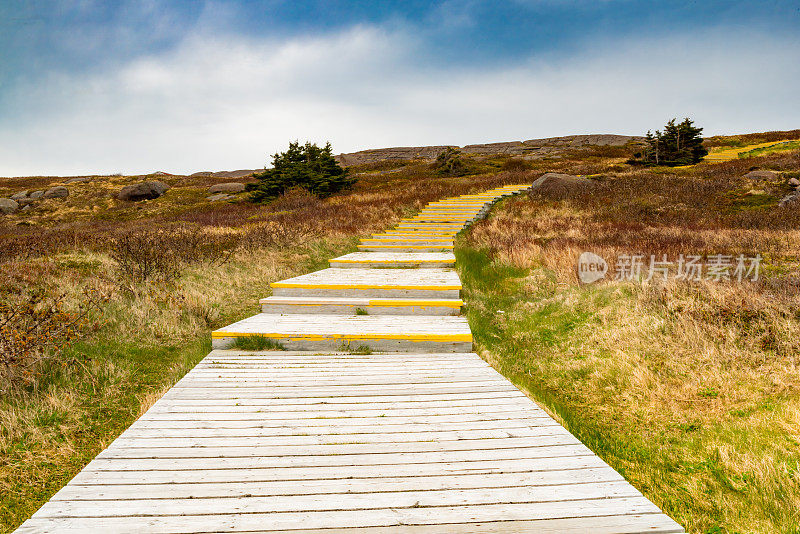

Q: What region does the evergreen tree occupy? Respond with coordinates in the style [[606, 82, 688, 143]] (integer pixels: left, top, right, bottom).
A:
[[640, 118, 707, 166], [247, 141, 354, 202], [433, 147, 467, 176]]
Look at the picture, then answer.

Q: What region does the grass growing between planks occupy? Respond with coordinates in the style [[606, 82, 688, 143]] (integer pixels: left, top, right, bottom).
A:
[[457, 188, 800, 533], [230, 335, 286, 351]]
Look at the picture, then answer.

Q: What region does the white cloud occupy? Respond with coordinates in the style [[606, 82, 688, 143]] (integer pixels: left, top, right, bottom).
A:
[[0, 23, 798, 176]]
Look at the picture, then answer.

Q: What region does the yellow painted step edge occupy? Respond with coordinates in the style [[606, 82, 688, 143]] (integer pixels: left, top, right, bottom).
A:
[[212, 332, 473, 342], [331, 259, 454, 264], [260, 299, 464, 308], [358, 245, 455, 249], [270, 282, 462, 289]]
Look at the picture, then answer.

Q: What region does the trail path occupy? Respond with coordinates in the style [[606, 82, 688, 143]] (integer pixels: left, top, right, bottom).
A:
[[17, 185, 684, 533], [704, 139, 793, 162]]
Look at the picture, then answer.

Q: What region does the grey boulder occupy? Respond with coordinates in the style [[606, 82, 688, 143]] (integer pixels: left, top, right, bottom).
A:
[[528, 172, 596, 199], [208, 182, 246, 194], [744, 170, 778, 181], [116, 181, 170, 201], [29, 190, 44, 199], [66, 177, 91, 184], [0, 198, 19, 214], [44, 186, 69, 199], [10, 191, 28, 200], [789, 178, 800, 186]]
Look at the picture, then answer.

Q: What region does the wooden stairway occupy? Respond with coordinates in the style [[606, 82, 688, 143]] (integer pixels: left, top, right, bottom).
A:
[[16, 184, 684, 533]]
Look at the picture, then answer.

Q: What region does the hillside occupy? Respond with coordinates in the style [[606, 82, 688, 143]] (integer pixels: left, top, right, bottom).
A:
[[1, 129, 800, 533]]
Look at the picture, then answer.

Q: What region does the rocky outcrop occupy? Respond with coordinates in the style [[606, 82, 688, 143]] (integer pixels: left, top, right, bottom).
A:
[[336, 146, 451, 167], [208, 182, 246, 194], [116, 181, 170, 201], [11, 191, 28, 200], [191, 170, 259, 179], [65, 177, 91, 184], [43, 186, 69, 199], [335, 134, 643, 166]]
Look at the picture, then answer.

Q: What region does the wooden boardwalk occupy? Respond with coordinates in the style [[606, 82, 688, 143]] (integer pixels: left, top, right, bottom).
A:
[[16, 185, 684, 533]]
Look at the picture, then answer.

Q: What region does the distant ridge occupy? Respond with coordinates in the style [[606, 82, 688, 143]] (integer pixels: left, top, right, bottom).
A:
[[335, 134, 644, 166], [189, 169, 260, 178]]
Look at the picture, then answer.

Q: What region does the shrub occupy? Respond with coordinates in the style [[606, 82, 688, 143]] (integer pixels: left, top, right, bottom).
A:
[[247, 141, 354, 202], [433, 147, 468, 176], [636, 118, 708, 166], [0, 291, 104, 390], [109, 225, 239, 289]]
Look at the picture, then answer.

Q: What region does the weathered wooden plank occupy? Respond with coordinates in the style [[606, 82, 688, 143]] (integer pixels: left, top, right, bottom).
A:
[[89, 443, 591, 466], [137, 408, 543, 421], [109, 432, 578, 451], [146, 399, 541, 412], [69, 455, 611, 484], [35, 481, 643, 517], [124, 419, 559, 436], [17, 498, 668, 533], [52, 468, 624, 500], [145, 398, 540, 412]]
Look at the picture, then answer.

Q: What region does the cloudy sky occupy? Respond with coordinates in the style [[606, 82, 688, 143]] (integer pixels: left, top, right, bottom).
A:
[[1, 1, 798, 176]]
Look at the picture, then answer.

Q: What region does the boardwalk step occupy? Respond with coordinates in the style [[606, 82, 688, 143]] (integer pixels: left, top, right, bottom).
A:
[[270, 268, 461, 298], [260, 296, 463, 315], [361, 238, 455, 246], [212, 314, 472, 352], [358, 244, 454, 252], [330, 252, 455, 269]]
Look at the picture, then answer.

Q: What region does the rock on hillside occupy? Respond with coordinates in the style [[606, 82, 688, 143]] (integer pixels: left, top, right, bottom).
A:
[[208, 182, 246, 194], [335, 134, 643, 166], [528, 173, 597, 200], [43, 186, 69, 199], [0, 198, 19, 214], [744, 170, 778, 181], [116, 181, 170, 201]]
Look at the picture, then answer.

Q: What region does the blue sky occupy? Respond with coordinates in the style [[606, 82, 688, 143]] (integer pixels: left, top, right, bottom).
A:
[[1, 0, 799, 175]]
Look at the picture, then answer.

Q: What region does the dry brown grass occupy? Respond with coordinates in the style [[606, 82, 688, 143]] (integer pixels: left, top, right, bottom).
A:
[[460, 146, 800, 533]]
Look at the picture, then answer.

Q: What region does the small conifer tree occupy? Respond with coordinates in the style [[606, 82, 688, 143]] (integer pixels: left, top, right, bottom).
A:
[[247, 141, 354, 202], [641, 118, 707, 166]]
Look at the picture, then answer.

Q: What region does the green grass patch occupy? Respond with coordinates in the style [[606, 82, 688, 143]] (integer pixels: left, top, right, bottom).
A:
[[230, 335, 286, 351]]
